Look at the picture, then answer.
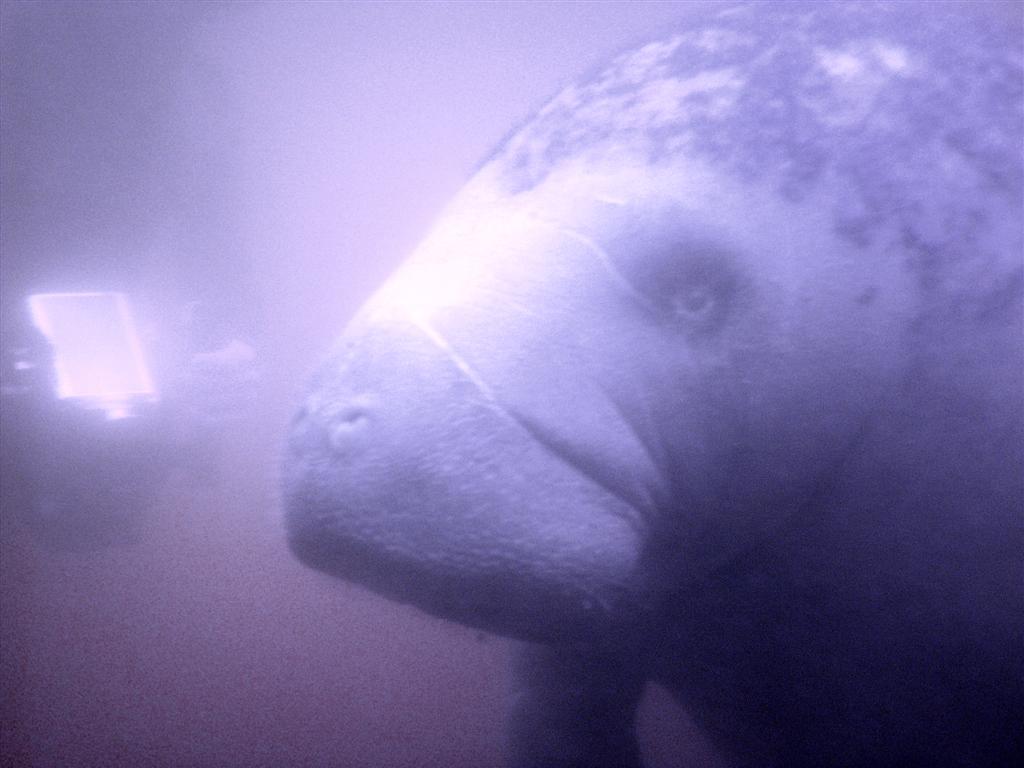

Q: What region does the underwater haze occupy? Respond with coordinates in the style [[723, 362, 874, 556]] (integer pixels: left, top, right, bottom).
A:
[[0, 2, 725, 767]]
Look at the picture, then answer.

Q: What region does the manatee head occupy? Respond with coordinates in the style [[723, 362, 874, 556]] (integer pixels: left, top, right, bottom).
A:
[[282, 2, 1022, 645]]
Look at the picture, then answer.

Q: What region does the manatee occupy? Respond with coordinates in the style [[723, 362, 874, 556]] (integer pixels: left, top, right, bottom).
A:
[[282, 3, 1023, 766]]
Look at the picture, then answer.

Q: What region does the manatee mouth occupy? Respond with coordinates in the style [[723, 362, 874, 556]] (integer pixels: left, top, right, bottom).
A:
[[286, 509, 638, 642], [408, 311, 655, 536]]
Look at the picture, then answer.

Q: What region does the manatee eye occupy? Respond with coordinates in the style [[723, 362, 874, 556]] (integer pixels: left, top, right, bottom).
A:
[[625, 247, 737, 333], [591, 205, 741, 334], [670, 284, 714, 317]]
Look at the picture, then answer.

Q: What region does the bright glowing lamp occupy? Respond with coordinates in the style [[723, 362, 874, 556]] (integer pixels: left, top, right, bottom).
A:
[[26, 292, 158, 419]]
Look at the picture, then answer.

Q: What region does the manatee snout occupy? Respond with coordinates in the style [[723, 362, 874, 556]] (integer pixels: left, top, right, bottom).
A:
[[282, 323, 655, 642]]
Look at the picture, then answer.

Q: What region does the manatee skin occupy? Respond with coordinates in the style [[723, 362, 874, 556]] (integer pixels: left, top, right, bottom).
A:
[[283, 3, 1023, 766]]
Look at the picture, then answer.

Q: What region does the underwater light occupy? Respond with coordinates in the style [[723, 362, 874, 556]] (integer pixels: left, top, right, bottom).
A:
[[26, 292, 158, 418]]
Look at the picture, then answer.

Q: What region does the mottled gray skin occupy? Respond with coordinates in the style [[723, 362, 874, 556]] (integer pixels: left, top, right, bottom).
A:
[[284, 3, 1023, 766]]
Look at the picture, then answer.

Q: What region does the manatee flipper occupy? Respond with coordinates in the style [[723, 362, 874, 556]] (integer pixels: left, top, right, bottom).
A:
[[508, 643, 646, 768]]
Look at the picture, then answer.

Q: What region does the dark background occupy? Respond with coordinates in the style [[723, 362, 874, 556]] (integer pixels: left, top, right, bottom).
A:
[[0, 2, 726, 767]]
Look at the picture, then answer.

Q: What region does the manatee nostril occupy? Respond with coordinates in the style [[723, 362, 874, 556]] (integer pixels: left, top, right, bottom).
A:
[[328, 406, 371, 449]]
